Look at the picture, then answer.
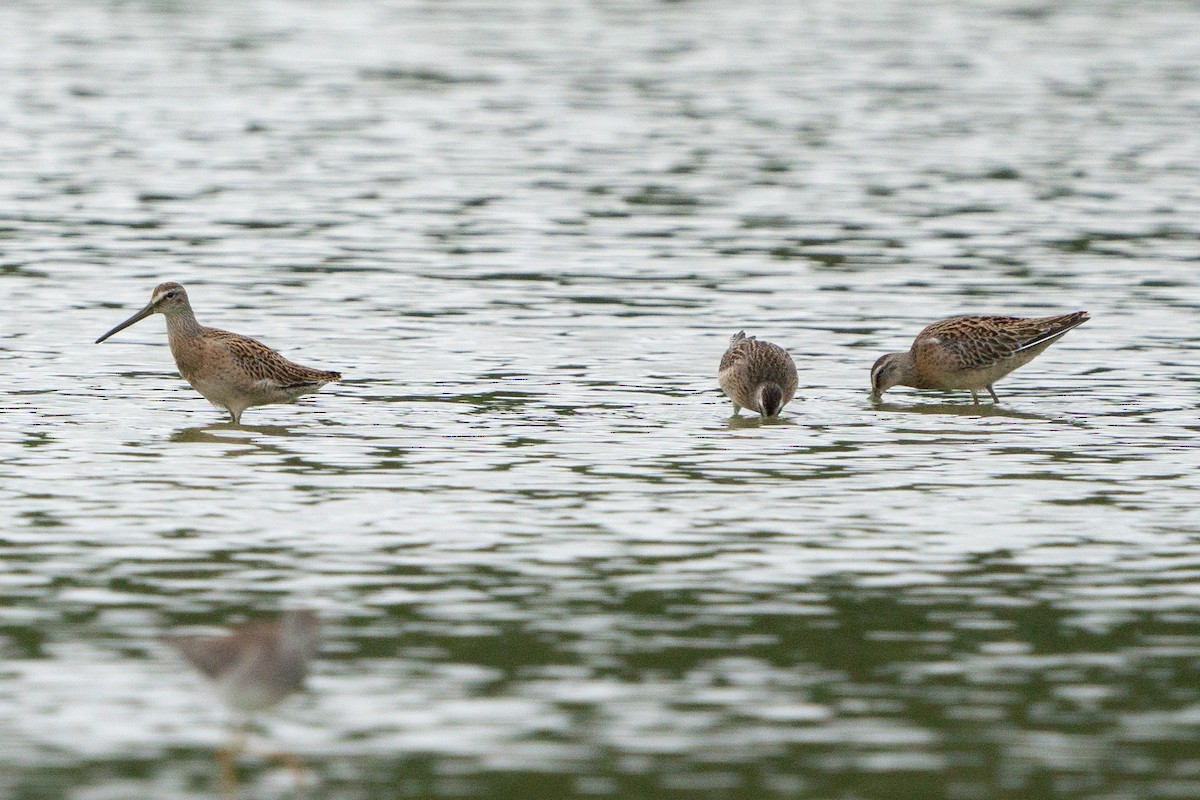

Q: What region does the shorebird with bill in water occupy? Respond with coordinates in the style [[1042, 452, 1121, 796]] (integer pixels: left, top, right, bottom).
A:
[[870, 312, 1089, 404], [718, 331, 798, 418], [96, 283, 341, 424]]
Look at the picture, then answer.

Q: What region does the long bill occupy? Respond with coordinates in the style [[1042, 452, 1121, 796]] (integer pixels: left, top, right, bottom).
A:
[[95, 302, 155, 343]]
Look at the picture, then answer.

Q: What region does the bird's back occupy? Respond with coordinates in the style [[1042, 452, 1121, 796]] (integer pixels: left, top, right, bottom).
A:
[[166, 620, 312, 712], [720, 334, 797, 385], [719, 332, 798, 408], [204, 327, 341, 387], [914, 313, 1088, 374], [165, 623, 278, 681]]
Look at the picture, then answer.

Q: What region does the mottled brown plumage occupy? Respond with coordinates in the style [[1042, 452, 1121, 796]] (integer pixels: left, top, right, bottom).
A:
[[97, 282, 341, 423], [870, 312, 1089, 403], [718, 331, 798, 417], [164, 610, 321, 716]]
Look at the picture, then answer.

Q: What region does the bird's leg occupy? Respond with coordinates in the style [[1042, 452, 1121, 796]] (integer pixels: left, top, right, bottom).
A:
[[217, 747, 240, 799], [218, 723, 249, 799], [233, 721, 250, 753], [263, 751, 312, 789], [987, 386, 1000, 403], [731, 403, 741, 416], [970, 390, 980, 404]]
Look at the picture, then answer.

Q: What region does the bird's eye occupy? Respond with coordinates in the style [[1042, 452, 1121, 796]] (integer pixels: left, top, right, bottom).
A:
[[166, 291, 177, 299]]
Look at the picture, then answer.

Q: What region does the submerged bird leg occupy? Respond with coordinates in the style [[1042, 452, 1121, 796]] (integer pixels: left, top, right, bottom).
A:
[[262, 751, 312, 788], [987, 385, 1000, 403], [217, 746, 240, 799], [217, 726, 247, 798]]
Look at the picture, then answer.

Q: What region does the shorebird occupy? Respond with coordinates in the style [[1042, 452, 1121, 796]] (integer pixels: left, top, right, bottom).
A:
[[165, 609, 321, 718], [165, 609, 321, 790], [870, 312, 1089, 403], [718, 331, 798, 418], [96, 283, 341, 424]]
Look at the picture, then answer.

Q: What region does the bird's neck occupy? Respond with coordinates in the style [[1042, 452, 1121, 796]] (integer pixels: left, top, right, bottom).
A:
[[165, 307, 202, 340], [895, 352, 919, 388]]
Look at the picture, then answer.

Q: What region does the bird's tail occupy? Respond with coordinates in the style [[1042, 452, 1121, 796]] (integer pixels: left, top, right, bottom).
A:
[[1018, 311, 1089, 352]]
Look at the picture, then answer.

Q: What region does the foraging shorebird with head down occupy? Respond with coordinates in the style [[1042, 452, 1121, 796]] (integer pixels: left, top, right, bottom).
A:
[[96, 283, 341, 424], [870, 312, 1089, 404], [718, 331, 798, 418]]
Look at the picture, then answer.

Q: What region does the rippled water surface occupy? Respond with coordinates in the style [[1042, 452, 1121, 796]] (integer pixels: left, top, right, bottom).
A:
[[2, 1, 1200, 798]]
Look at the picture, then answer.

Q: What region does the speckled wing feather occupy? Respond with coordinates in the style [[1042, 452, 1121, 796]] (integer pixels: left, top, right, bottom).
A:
[[204, 327, 342, 387], [722, 333, 792, 374], [1014, 312, 1090, 352], [719, 331, 750, 372], [718, 332, 798, 398], [719, 331, 750, 373], [914, 313, 1087, 372]]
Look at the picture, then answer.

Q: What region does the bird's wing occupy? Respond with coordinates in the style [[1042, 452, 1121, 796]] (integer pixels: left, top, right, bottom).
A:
[[206, 328, 338, 388], [915, 313, 1088, 371], [914, 316, 1027, 371]]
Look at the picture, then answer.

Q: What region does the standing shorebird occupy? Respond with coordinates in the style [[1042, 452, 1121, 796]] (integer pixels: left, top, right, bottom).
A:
[[165, 609, 321, 789], [96, 283, 341, 424], [165, 609, 321, 719], [870, 312, 1089, 404], [718, 331, 798, 418]]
